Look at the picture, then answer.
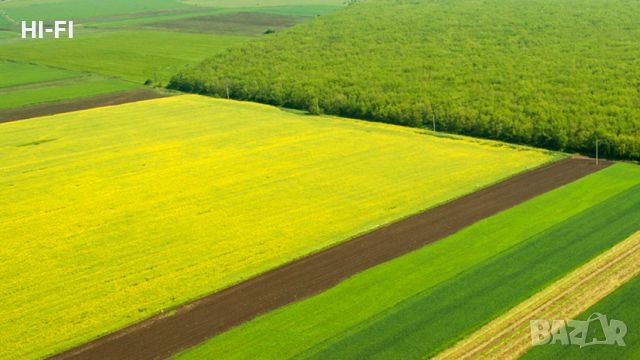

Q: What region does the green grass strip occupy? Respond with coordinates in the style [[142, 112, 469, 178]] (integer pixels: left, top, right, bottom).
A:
[[0, 80, 140, 109], [299, 179, 640, 359], [0, 61, 83, 89], [171, 163, 640, 360], [0, 31, 19, 39], [521, 274, 640, 359]]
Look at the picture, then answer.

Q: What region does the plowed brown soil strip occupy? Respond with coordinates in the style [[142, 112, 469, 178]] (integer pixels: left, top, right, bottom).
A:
[[48, 158, 611, 360], [0, 89, 173, 123], [435, 231, 640, 360]]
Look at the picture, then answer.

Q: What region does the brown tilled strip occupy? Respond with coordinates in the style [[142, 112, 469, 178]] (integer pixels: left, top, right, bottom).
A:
[[434, 231, 640, 360], [0, 89, 173, 123], [48, 158, 612, 360]]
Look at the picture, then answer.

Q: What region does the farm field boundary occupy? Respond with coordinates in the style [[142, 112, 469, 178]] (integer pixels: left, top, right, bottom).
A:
[[169, 0, 640, 160], [297, 169, 640, 359], [435, 231, 640, 359], [49, 158, 611, 360], [0, 89, 173, 123]]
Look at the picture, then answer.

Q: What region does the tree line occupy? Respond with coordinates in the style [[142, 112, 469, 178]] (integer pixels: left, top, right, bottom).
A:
[[169, 0, 640, 160]]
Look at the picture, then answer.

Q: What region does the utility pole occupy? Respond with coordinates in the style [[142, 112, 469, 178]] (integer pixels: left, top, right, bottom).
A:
[[596, 139, 599, 165], [432, 114, 436, 132], [224, 78, 231, 99], [316, 98, 320, 114]]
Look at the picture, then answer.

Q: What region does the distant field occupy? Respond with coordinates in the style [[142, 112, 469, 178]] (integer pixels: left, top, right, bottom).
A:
[[0, 61, 83, 88], [181, 0, 345, 6], [0, 79, 141, 109], [170, 164, 640, 360], [0, 15, 13, 28], [0, 95, 555, 359], [84, 6, 343, 28], [130, 12, 310, 36], [0, 31, 19, 38], [244, 4, 343, 16], [522, 273, 640, 359], [0, 0, 191, 22], [0, 31, 251, 83]]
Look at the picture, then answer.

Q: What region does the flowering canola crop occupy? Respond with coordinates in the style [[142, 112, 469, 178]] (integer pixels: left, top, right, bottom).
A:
[[0, 95, 558, 359]]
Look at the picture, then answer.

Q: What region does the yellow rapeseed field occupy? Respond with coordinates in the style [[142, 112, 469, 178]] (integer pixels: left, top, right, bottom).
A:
[[0, 95, 559, 359]]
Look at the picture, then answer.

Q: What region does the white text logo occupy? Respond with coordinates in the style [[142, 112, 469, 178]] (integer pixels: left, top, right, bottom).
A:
[[531, 313, 627, 347], [22, 21, 73, 39]]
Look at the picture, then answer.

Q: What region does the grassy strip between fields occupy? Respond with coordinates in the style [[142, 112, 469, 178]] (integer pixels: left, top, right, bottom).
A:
[[521, 273, 640, 359], [0, 61, 84, 89], [0, 80, 141, 110], [0, 31, 252, 83], [297, 179, 640, 360], [436, 231, 640, 359], [84, 5, 343, 28], [297, 178, 640, 360], [170, 164, 640, 360]]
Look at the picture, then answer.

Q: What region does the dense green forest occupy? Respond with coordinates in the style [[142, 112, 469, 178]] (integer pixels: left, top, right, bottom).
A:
[[169, 0, 640, 160]]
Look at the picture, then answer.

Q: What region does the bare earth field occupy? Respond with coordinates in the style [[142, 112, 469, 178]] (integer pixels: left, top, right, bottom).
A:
[[436, 231, 640, 359], [48, 158, 611, 360], [0, 89, 173, 123]]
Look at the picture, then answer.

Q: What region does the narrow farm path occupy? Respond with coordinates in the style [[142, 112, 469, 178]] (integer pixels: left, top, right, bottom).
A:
[[435, 230, 640, 360], [0, 8, 17, 25], [48, 158, 612, 360]]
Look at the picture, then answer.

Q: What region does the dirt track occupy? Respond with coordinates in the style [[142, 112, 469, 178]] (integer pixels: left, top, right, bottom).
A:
[[48, 158, 612, 360], [0, 89, 172, 123]]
